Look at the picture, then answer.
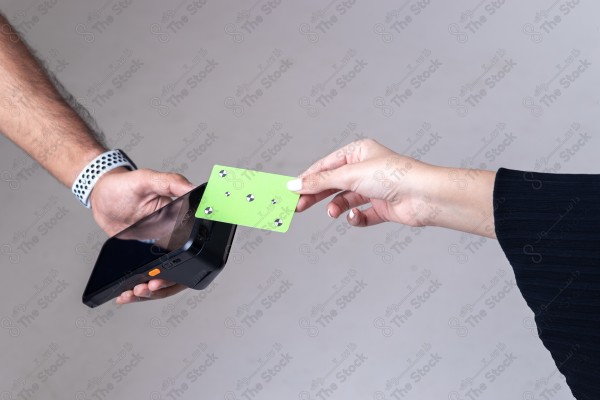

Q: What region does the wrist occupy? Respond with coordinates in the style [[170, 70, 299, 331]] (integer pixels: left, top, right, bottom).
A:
[[71, 149, 137, 208], [70, 147, 107, 186], [404, 162, 447, 227], [423, 165, 496, 238], [88, 167, 130, 210]]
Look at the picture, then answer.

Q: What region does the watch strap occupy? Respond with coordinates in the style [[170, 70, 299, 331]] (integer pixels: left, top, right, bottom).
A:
[[71, 149, 137, 208]]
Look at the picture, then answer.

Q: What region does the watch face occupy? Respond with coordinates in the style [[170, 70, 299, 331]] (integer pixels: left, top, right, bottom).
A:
[[84, 186, 203, 296]]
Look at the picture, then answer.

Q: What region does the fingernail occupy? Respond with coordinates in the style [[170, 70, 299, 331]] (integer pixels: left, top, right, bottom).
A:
[[327, 208, 334, 218], [349, 209, 355, 219], [287, 178, 302, 191]]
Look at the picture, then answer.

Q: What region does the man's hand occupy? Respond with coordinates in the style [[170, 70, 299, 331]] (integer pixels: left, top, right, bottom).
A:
[[90, 168, 195, 304], [0, 13, 195, 305]]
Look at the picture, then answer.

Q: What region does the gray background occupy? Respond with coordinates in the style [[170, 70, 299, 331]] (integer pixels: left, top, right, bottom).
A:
[[0, 0, 598, 399]]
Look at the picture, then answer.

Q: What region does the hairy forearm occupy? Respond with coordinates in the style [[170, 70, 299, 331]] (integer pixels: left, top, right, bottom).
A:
[[419, 164, 497, 239], [0, 12, 105, 187]]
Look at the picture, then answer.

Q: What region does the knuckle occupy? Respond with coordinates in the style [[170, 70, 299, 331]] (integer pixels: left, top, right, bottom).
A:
[[362, 138, 376, 146], [139, 168, 161, 183], [305, 175, 320, 191], [172, 173, 188, 183]]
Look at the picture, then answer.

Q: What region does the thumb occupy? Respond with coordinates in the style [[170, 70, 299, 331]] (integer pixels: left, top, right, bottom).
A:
[[287, 164, 357, 194], [140, 169, 195, 197]]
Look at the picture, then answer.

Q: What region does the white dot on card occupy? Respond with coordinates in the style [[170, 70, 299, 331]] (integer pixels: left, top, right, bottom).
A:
[[219, 170, 227, 177], [274, 219, 283, 227], [225, 191, 231, 197], [246, 194, 255, 202], [204, 207, 213, 214], [271, 199, 277, 204]]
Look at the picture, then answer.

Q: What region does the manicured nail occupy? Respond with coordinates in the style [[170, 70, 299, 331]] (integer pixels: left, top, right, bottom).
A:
[[349, 209, 355, 219], [327, 208, 334, 218], [287, 178, 302, 191]]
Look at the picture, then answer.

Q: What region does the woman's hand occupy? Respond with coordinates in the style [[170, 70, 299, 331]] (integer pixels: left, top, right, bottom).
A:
[[288, 138, 497, 238]]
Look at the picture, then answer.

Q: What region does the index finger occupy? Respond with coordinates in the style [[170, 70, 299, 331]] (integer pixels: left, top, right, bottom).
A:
[[299, 140, 365, 177]]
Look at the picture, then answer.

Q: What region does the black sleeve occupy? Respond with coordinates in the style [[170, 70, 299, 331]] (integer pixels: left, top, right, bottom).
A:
[[493, 167, 600, 400]]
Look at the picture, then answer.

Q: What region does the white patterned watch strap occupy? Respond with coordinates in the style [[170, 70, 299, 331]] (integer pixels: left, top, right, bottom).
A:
[[71, 149, 137, 208]]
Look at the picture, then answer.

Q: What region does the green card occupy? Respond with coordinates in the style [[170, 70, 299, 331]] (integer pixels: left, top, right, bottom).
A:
[[195, 165, 300, 232]]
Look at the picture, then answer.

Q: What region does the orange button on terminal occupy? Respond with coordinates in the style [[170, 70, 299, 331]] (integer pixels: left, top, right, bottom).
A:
[[148, 268, 161, 277]]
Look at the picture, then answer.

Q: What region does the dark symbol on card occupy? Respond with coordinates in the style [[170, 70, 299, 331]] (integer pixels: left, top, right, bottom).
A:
[[219, 169, 227, 177], [246, 194, 255, 202], [274, 219, 283, 227], [204, 207, 213, 215], [271, 199, 277, 204], [225, 191, 231, 197]]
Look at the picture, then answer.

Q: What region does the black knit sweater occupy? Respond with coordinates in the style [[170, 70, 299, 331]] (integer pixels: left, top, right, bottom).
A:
[[493, 168, 600, 400]]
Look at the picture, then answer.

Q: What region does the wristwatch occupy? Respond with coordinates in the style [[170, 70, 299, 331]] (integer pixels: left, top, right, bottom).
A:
[[71, 149, 137, 208]]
